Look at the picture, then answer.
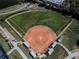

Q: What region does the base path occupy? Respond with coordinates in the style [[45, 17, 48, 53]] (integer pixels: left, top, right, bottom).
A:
[[23, 25, 57, 53]]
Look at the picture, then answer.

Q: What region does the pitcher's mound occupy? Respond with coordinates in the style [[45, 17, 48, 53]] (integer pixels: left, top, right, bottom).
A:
[[23, 25, 57, 53]]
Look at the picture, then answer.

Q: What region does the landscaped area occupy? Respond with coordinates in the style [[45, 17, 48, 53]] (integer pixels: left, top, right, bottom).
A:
[[8, 11, 71, 36]]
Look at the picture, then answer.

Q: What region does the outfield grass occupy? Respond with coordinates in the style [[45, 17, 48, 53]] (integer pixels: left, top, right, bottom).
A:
[[8, 11, 71, 36]]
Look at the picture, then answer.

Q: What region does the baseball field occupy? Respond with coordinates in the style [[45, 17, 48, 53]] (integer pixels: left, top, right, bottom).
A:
[[6, 10, 72, 59]]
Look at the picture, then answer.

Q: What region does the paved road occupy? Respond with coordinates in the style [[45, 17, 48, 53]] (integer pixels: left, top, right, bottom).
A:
[[0, 3, 30, 15]]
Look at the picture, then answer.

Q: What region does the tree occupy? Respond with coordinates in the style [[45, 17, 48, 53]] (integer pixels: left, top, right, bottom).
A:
[[0, 0, 18, 9]]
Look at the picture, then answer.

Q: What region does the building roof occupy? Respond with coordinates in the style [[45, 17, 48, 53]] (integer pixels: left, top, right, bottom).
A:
[[46, 0, 65, 5], [0, 46, 8, 59]]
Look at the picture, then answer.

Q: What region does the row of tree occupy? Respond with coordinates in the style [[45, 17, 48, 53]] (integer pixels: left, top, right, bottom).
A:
[[34, 0, 79, 19], [61, 0, 79, 16], [0, 0, 79, 19], [69, 0, 79, 18]]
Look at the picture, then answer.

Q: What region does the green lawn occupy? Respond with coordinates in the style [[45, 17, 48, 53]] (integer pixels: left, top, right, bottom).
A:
[[8, 11, 71, 36]]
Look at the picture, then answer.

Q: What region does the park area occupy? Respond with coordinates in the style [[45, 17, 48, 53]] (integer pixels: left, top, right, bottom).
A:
[[4, 10, 79, 59], [8, 10, 71, 36]]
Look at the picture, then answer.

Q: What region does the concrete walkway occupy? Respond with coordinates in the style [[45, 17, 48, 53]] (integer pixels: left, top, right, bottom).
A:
[[7, 48, 16, 55], [58, 43, 72, 55]]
